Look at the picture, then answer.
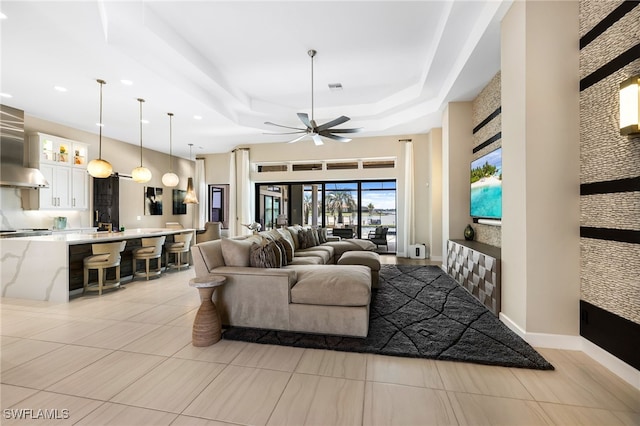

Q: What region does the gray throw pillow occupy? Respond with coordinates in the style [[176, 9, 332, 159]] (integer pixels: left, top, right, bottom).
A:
[[249, 240, 280, 268], [273, 238, 288, 266]]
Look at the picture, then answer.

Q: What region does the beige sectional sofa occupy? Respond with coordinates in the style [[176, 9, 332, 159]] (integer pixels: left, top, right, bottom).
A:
[[190, 227, 377, 337]]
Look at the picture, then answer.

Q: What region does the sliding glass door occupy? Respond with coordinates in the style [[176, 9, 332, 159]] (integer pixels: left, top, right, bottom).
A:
[[255, 180, 396, 251]]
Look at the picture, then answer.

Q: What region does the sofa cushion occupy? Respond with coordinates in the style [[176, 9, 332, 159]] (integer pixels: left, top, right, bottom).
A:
[[221, 236, 261, 267], [288, 256, 324, 265], [294, 249, 332, 264], [289, 265, 371, 306], [324, 240, 376, 258]]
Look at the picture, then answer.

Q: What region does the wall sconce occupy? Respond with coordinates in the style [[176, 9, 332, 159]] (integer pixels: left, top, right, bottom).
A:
[[620, 75, 639, 137]]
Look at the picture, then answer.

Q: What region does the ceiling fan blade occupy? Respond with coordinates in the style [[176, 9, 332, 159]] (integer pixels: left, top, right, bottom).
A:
[[263, 130, 307, 135], [324, 127, 362, 134], [288, 133, 309, 144], [312, 134, 324, 146], [297, 113, 312, 129], [316, 115, 350, 132], [319, 131, 352, 142], [264, 121, 306, 131]]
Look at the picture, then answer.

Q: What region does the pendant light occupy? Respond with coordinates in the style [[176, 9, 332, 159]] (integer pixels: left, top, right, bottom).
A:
[[183, 143, 199, 204], [161, 112, 179, 187], [131, 98, 152, 183], [87, 79, 113, 178]]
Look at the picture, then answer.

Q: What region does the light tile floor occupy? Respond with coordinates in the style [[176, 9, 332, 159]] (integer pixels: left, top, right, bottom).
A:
[[1, 259, 639, 426]]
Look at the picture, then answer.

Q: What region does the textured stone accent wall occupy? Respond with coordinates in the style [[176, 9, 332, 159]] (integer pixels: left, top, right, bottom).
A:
[[471, 72, 502, 247], [447, 240, 501, 316], [580, 1, 640, 325]]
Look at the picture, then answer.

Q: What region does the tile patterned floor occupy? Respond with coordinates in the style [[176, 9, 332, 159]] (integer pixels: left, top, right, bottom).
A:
[[1, 259, 639, 425]]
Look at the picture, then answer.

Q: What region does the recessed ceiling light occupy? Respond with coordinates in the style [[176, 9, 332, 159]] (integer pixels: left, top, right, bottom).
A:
[[141, 119, 149, 124], [120, 79, 133, 85], [54, 86, 67, 92], [0, 13, 7, 20], [0, 93, 12, 98], [328, 83, 343, 91], [193, 115, 202, 120]]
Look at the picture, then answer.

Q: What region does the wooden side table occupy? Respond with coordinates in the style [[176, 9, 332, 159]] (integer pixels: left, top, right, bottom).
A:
[[189, 275, 226, 346]]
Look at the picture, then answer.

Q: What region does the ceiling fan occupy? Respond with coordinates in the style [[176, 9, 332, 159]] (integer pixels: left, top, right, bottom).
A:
[[264, 49, 362, 146]]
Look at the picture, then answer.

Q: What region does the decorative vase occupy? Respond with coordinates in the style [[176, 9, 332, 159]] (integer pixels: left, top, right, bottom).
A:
[[464, 224, 475, 241]]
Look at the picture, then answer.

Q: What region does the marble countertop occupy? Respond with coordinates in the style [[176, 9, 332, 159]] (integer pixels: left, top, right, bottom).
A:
[[0, 228, 195, 245]]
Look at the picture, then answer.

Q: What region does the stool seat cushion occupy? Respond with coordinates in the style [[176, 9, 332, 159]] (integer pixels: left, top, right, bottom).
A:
[[166, 242, 186, 249], [84, 254, 112, 265], [133, 246, 159, 255]]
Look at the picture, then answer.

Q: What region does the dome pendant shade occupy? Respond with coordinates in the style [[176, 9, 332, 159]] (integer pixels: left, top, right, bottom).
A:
[[132, 98, 151, 183], [162, 172, 179, 187], [88, 79, 113, 178], [132, 166, 152, 183], [87, 158, 113, 178], [183, 177, 199, 204]]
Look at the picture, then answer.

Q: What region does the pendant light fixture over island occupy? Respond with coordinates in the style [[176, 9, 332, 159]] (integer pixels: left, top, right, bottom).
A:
[[183, 143, 198, 204], [87, 79, 113, 178], [131, 98, 152, 183], [161, 112, 179, 187]]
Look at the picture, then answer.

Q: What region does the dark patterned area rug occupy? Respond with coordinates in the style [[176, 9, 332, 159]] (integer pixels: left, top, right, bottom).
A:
[[223, 264, 554, 370]]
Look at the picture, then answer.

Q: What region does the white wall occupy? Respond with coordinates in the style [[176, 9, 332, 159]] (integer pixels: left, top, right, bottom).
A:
[[428, 128, 443, 260], [441, 102, 473, 263], [501, 0, 580, 335]]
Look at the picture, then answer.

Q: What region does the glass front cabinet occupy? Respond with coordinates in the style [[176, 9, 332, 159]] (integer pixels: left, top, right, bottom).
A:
[[24, 133, 89, 210]]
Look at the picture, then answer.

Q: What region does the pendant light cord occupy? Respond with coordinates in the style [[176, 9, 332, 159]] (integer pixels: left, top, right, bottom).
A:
[[168, 113, 174, 172], [138, 98, 144, 167], [97, 79, 105, 159]]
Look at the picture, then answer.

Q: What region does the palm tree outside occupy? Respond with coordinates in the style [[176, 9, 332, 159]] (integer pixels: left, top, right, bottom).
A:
[[326, 190, 357, 225]]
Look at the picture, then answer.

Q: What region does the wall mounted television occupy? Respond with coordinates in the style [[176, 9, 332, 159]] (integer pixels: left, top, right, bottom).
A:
[[470, 147, 502, 219]]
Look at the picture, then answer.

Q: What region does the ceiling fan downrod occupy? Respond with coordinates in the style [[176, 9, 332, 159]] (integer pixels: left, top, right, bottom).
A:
[[308, 49, 316, 123]]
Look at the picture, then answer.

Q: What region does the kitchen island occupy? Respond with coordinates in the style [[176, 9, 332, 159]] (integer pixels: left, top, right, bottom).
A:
[[1, 228, 195, 302]]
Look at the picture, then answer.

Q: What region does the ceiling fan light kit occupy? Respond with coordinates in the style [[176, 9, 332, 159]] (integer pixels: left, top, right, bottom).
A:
[[264, 49, 362, 145]]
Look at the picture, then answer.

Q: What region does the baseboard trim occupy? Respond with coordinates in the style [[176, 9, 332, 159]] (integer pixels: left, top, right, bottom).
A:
[[500, 312, 640, 390]]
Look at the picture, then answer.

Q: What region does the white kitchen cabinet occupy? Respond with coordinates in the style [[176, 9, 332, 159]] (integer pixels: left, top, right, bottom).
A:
[[23, 133, 89, 210], [72, 168, 88, 209]]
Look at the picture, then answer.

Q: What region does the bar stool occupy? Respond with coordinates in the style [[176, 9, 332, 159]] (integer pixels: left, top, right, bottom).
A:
[[165, 232, 193, 271], [83, 241, 127, 295], [132, 236, 166, 280]]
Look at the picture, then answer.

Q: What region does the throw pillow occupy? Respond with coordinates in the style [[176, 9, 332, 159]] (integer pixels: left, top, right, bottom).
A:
[[318, 227, 327, 244], [249, 240, 280, 268], [273, 238, 288, 266], [221, 238, 254, 267], [311, 228, 320, 246], [298, 229, 309, 249], [278, 236, 294, 262]]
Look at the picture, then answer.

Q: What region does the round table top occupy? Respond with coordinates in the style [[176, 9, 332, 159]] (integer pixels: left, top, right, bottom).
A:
[[189, 275, 226, 288]]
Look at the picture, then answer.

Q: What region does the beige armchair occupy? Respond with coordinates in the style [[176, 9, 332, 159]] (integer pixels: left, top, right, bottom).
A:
[[196, 222, 222, 244]]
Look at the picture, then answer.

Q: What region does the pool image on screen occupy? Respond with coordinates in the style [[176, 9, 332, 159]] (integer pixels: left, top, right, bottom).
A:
[[470, 147, 502, 219]]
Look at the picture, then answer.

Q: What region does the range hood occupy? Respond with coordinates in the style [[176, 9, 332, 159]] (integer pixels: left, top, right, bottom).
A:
[[0, 105, 49, 189]]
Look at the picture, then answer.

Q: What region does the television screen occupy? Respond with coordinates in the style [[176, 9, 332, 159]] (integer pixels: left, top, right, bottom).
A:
[[470, 147, 502, 219]]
